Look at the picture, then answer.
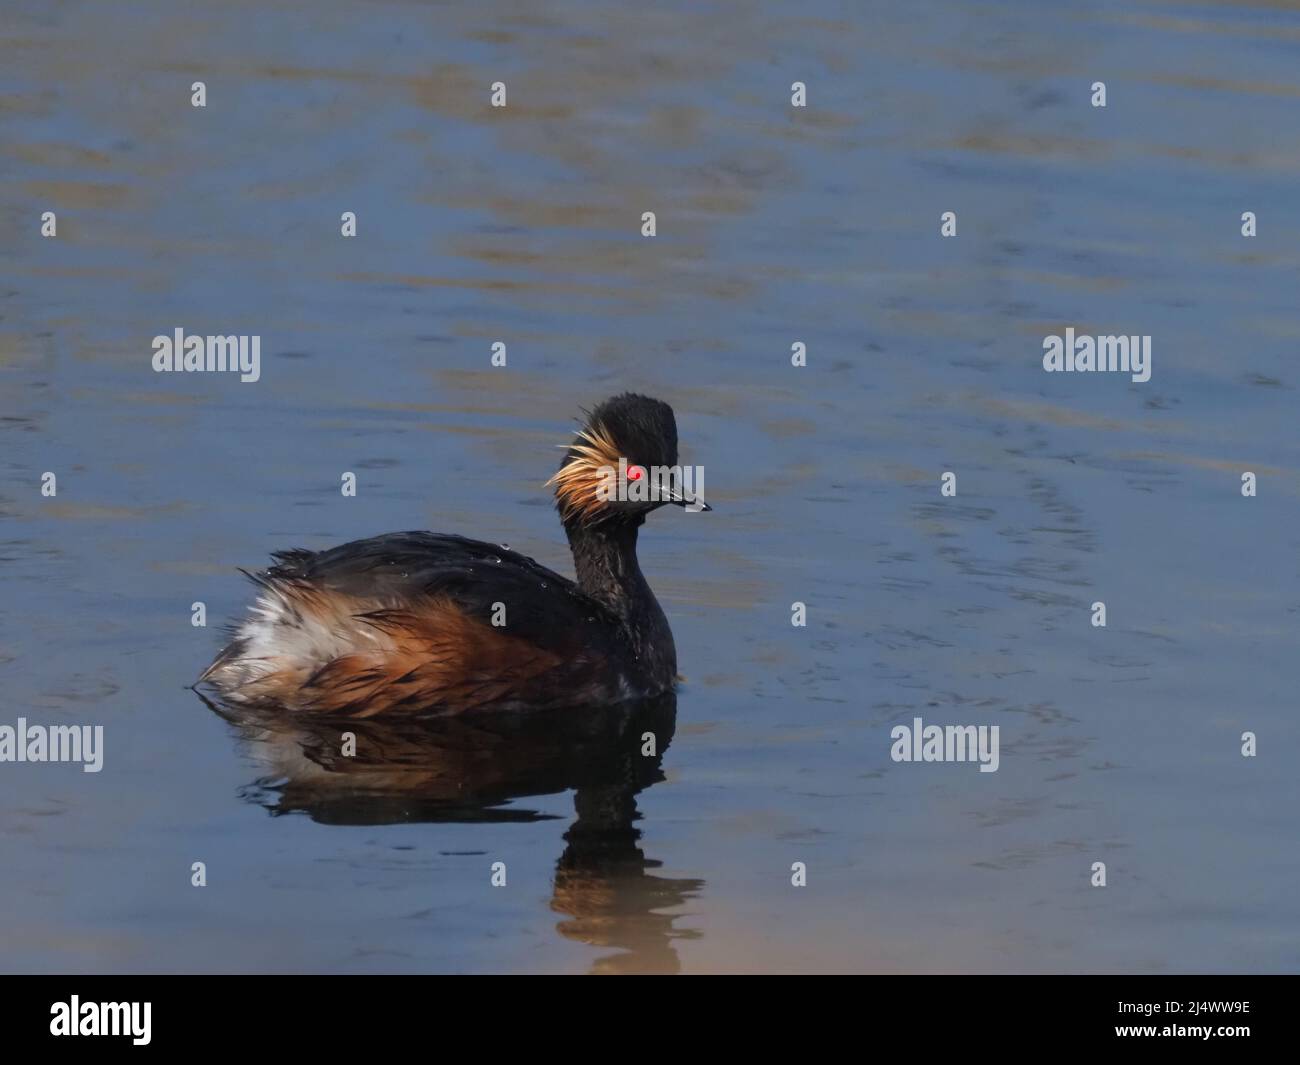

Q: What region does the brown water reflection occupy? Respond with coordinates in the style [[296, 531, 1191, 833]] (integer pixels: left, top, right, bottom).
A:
[[204, 691, 701, 974]]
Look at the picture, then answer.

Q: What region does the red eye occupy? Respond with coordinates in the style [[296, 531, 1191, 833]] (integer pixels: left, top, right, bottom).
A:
[[627, 464, 644, 481]]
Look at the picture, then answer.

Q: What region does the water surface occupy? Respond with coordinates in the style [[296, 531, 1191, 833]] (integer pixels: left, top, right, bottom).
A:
[[1, 0, 1297, 973]]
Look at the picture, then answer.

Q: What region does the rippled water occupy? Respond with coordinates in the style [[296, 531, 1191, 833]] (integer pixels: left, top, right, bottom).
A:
[[1, 0, 1297, 973]]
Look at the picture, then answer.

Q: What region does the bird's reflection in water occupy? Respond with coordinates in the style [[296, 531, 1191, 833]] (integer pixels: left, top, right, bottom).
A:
[[200, 692, 702, 974]]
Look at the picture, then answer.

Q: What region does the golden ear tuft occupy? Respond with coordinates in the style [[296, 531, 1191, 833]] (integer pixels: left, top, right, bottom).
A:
[[545, 422, 622, 524]]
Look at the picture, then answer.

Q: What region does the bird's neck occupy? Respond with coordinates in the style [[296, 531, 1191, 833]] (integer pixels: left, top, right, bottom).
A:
[[565, 519, 676, 683]]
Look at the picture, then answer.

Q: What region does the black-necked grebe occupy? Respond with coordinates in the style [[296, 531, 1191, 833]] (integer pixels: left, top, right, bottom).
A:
[[198, 393, 709, 717]]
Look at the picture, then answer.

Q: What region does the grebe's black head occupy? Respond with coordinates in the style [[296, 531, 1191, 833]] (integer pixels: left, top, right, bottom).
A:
[[548, 392, 710, 528]]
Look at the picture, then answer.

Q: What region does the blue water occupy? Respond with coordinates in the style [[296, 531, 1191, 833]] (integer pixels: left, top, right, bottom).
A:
[[0, 0, 1296, 973]]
